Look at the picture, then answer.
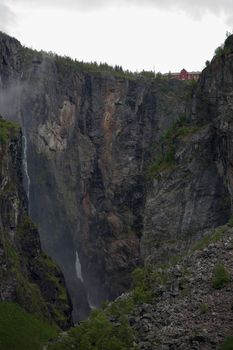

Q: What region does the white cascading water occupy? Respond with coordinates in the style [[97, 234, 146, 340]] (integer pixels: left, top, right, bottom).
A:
[[75, 250, 84, 282], [22, 135, 30, 199], [75, 251, 96, 310], [87, 298, 96, 310]]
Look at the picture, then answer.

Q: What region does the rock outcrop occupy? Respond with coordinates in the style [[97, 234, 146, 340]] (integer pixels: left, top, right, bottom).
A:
[[0, 116, 72, 329]]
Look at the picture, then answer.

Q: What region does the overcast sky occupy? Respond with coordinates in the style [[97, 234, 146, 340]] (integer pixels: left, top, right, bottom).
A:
[[0, 0, 232, 73]]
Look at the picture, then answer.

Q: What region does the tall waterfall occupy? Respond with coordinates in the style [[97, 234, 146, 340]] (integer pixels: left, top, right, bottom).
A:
[[22, 135, 30, 200], [75, 251, 84, 282], [75, 251, 96, 310]]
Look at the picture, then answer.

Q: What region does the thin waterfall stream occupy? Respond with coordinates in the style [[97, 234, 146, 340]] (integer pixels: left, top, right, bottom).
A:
[[22, 135, 30, 200], [75, 250, 96, 310]]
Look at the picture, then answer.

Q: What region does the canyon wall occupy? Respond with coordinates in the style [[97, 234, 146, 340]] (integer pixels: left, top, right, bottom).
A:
[[1, 31, 233, 322]]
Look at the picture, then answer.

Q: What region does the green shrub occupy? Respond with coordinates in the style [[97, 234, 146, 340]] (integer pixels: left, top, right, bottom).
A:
[[162, 116, 199, 141], [228, 216, 233, 228], [215, 45, 225, 57], [0, 119, 20, 145], [106, 297, 134, 318], [48, 309, 136, 350], [147, 145, 175, 178], [199, 303, 208, 314], [132, 265, 167, 300], [214, 43, 232, 58], [220, 337, 233, 350], [132, 286, 152, 304], [212, 264, 230, 289], [169, 255, 182, 265], [147, 116, 200, 179], [192, 226, 226, 251]]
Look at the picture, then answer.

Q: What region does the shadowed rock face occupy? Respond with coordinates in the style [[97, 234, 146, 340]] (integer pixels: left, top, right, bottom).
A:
[[141, 124, 231, 264], [1, 31, 233, 322], [0, 116, 72, 329], [142, 45, 233, 264]]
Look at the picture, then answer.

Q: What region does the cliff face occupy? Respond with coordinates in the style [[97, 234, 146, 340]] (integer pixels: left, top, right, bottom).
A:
[[141, 37, 233, 265], [1, 31, 233, 324], [22, 65, 187, 320], [0, 116, 72, 329], [0, 33, 188, 321]]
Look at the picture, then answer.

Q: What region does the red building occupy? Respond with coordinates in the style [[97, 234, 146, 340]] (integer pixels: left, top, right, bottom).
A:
[[164, 69, 200, 81]]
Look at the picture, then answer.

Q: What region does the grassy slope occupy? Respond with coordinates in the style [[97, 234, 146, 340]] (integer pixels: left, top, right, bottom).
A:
[[0, 302, 58, 350]]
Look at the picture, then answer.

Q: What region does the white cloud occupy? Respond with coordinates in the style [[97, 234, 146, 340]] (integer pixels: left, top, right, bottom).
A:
[[9, 0, 233, 20], [2, 0, 233, 32], [0, 1, 15, 31], [0, 0, 231, 73]]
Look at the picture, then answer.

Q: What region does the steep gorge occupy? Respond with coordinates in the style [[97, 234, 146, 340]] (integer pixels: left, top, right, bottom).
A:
[[0, 31, 188, 321], [1, 31, 233, 328]]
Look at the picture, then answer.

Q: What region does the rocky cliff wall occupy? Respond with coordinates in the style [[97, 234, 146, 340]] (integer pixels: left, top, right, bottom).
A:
[[0, 115, 72, 329], [0, 33, 189, 321], [141, 36, 233, 265], [1, 31, 233, 323], [22, 63, 187, 320]]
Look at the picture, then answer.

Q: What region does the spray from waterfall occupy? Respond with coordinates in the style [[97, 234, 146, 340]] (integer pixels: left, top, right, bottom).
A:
[[22, 135, 30, 200]]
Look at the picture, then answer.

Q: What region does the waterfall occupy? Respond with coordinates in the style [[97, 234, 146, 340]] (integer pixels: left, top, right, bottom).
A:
[[22, 135, 30, 200], [75, 251, 84, 282], [87, 297, 96, 310], [75, 251, 96, 310]]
